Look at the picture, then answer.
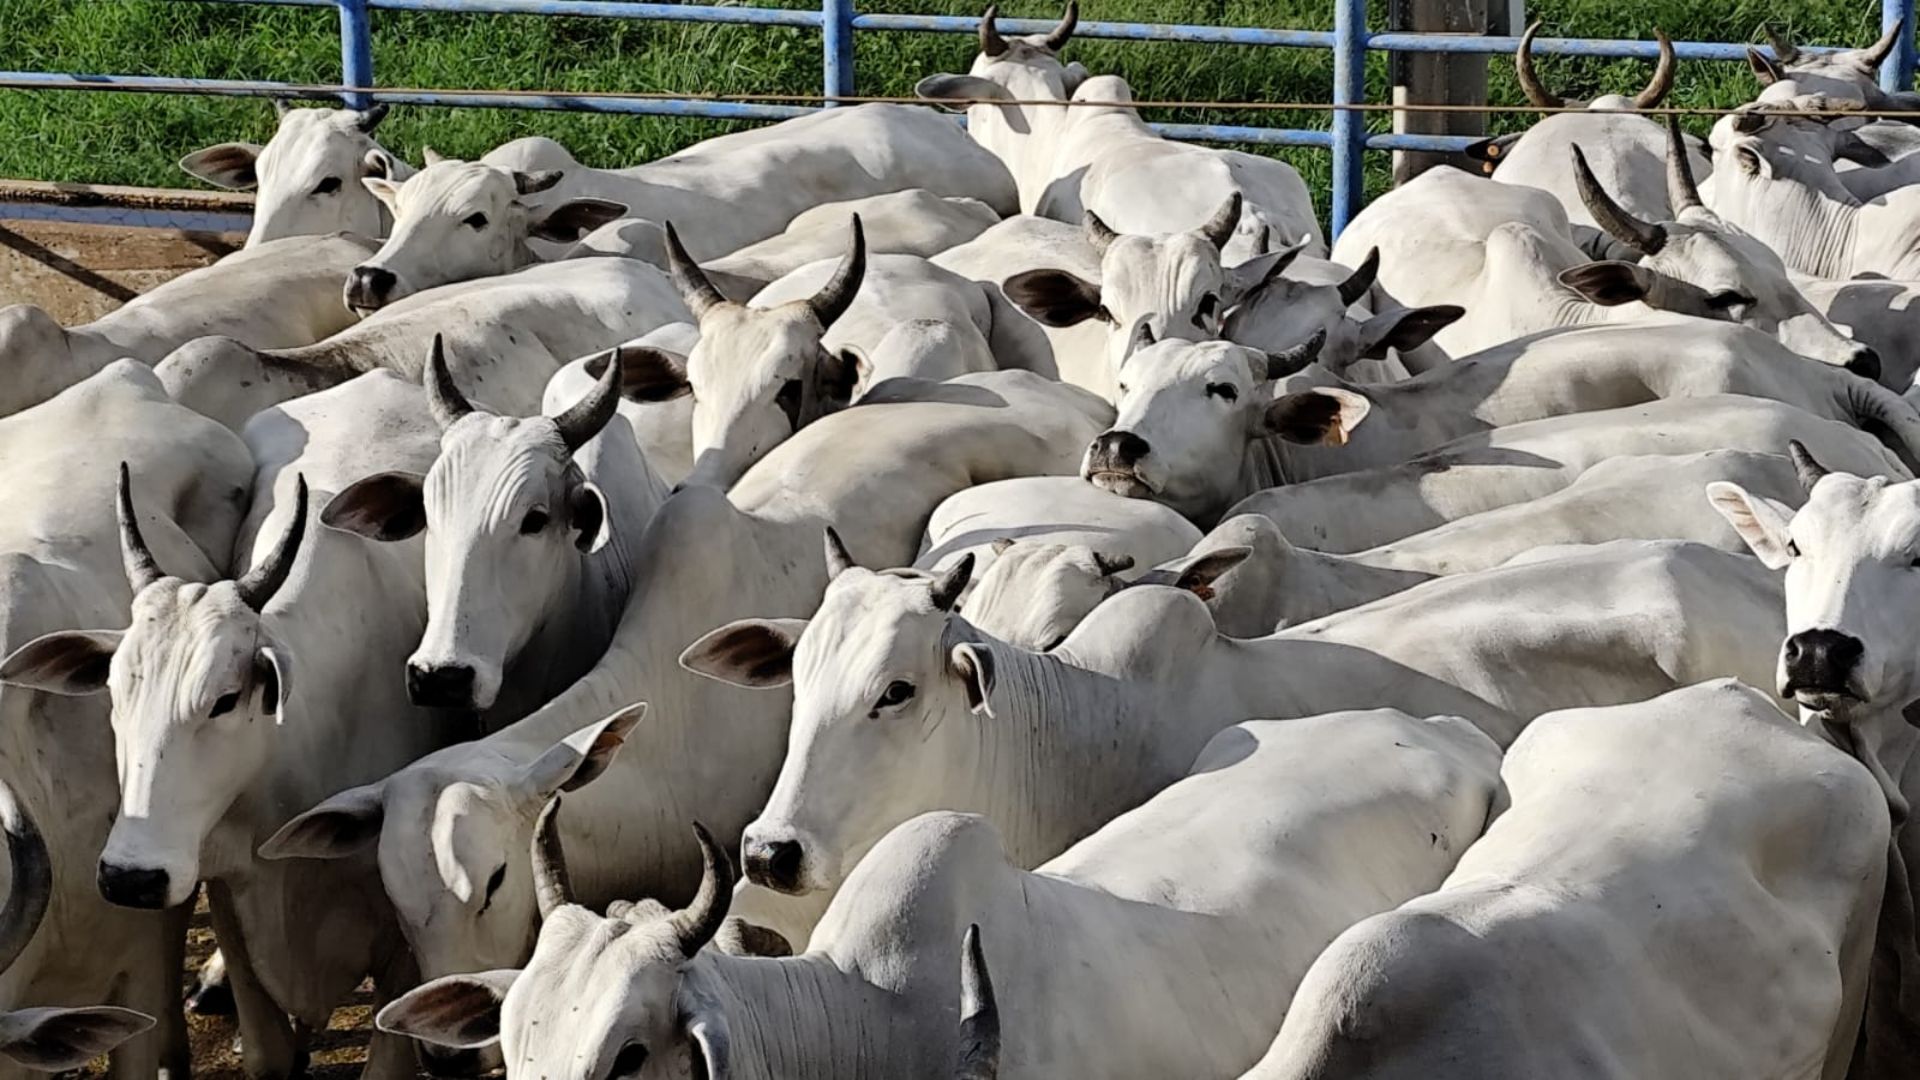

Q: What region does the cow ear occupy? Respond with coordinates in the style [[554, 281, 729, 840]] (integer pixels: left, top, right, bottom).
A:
[[1265, 387, 1371, 446], [1706, 481, 1797, 569], [0, 1007, 155, 1072], [518, 703, 648, 796], [679, 619, 808, 688], [1733, 144, 1772, 178], [1002, 270, 1106, 328], [1558, 262, 1655, 307], [1356, 305, 1464, 359], [363, 148, 399, 181], [258, 781, 386, 861], [256, 646, 293, 720], [529, 199, 629, 243], [179, 143, 263, 190], [361, 176, 404, 212], [0, 630, 122, 696], [615, 348, 692, 403], [375, 970, 520, 1050], [569, 481, 610, 555], [1747, 46, 1786, 85], [949, 643, 996, 717], [1170, 545, 1254, 601], [322, 472, 426, 542]]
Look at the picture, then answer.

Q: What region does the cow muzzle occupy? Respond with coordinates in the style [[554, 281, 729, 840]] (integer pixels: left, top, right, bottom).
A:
[[742, 836, 809, 895], [97, 861, 172, 910], [406, 661, 479, 710], [345, 265, 400, 314], [1082, 430, 1156, 497], [1781, 628, 1867, 710]]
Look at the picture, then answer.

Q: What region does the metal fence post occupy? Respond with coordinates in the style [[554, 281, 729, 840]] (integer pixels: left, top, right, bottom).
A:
[[1883, 0, 1916, 93], [338, 0, 374, 109], [822, 0, 856, 105], [1331, 0, 1369, 237]]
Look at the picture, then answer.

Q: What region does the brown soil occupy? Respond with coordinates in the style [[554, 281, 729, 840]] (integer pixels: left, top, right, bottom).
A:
[[0, 219, 241, 321]]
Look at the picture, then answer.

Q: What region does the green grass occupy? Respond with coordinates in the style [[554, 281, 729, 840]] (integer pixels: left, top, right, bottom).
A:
[[0, 0, 1900, 211]]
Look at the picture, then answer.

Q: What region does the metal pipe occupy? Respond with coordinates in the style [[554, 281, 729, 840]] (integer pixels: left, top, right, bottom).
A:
[[1365, 32, 1840, 59], [364, 0, 823, 26], [1331, 0, 1367, 238], [822, 0, 856, 105], [1883, 0, 1916, 94], [849, 13, 1336, 48], [337, 0, 374, 110]]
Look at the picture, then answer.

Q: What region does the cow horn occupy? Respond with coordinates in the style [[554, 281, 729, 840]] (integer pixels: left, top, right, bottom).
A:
[[531, 796, 573, 920], [808, 215, 867, 331], [424, 334, 475, 431], [1788, 440, 1829, 492], [1515, 22, 1565, 109], [1862, 18, 1905, 70], [824, 527, 859, 579], [1731, 109, 1769, 135], [1571, 144, 1666, 256], [929, 553, 974, 612], [116, 463, 165, 593], [1765, 26, 1803, 66], [1199, 193, 1242, 251], [978, 4, 1008, 57], [1084, 210, 1120, 253], [1634, 30, 1677, 109], [1264, 328, 1327, 379], [1665, 114, 1703, 212], [1338, 248, 1380, 308], [955, 925, 1000, 1080], [664, 221, 726, 320], [1092, 552, 1134, 578], [513, 169, 564, 196], [669, 822, 734, 958], [1044, 0, 1078, 52], [354, 103, 390, 133], [0, 779, 51, 974], [272, 98, 292, 120], [1748, 46, 1784, 86], [553, 345, 623, 454], [235, 474, 309, 613]]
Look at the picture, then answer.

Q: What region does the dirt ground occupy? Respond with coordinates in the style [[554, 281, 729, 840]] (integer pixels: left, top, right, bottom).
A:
[[0, 217, 240, 317]]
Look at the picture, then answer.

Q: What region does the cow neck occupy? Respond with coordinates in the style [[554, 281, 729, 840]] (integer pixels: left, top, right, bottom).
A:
[[686, 951, 919, 1080], [1734, 179, 1864, 281], [1264, 547, 1432, 629]]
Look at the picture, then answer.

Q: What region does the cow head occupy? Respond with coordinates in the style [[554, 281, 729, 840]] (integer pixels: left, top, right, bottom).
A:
[[0, 466, 304, 909], [345, 157, 626, 313], [1749, 20, 1906, 105], [1515, 21, 1675, 111], [1710, 442, 1920, 721], [636, 219, 865, 490], [260, 705, 643, 1076], [1005, 197, 1288, 379], [322, 337, 626, 711], [1084, 336, 1366, 522], [181, 103, 408, 248], [1221, 247, 1462, 374], [1559, 119, 1879, 377], [679, 531, 986, 896], [961, 540, 1135, 651]]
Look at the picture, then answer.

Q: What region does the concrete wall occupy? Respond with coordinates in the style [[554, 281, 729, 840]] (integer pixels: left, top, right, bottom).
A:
[[0, 218, 244, 323]]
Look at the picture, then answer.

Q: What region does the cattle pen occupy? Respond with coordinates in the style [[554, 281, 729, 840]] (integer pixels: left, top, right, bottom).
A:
[[3, 0, 1917, 238]]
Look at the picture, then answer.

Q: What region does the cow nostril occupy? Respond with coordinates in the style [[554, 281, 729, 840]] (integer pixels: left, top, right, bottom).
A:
[[406, 663, 477, 708], [1091, 430, 1151, 467], [1783, 628, 1866, 694], [1846, 346, 1883, 383], [97, 862, 171, 910], [744, 839, 806, 894]]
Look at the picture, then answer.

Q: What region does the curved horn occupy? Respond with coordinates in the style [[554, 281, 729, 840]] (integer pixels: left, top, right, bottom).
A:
[[1043, 0, 1078, 52], [552, 345, 623, 454], [664, 221, 727, 320], [116, 463, 165, 593], [1092, 552, 1134, 578], [531, 796, 573, 921], [1083, 210, 1120, 253], [0, 780, 50, 974], [1515, 22, 1565, 109], [1264, 328, 1327, 379], [955, 925, 1000, 1080], [1788, 439, 1829, 492], [978, 4, 1008, 57], [1665, 114, 1703, 212], [424, 334, 475, 431], [354, 103, 390, 133], [272, 98, 292, 120], [1570, 144, 1666, 256], [808, 215, 867, 331], [1765, 26, 1803, 66], [669, 822, 734, 958], [1199, 193, 1242, 251], [929, 553, 974, 612], [1634, 30, 1677, 109], [235, 474, 309, 613], [1862, 18, 1905, 70], [1338, 248, 1380, 308], [824, 527, 858, 579]]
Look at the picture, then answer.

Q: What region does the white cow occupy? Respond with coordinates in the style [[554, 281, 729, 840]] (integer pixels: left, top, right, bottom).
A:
[[3, 372, 465, 1080], [377, 707, 1502, 1080], [486, 103, 1020, 261], [1220, 247, 1461, 379], [542, 325, 698, 488], [917, 475, 1201, 577], [322, 345, 667, 719], [1244, 679, 1887, 1080], [179, 103, 411, 246], [0, 362, 252, 1080], [933, 214, 1112, 394], [256, 374, 1110, 1025], [156, 256, 688, 432], [0, 232, 374, 419], [1747, 19, 1916, 110]]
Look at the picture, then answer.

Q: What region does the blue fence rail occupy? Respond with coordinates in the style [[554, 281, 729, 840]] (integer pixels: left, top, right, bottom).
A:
[[4, 0, 1917, 236]]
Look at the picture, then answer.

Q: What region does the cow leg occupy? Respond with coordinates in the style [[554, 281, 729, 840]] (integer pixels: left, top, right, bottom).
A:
[[207, 882, 305, 1080], [360, 936, 421, 1080]]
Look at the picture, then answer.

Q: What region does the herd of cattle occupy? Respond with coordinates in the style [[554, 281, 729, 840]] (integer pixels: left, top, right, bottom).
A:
[[8, 4, 1920, 1078]]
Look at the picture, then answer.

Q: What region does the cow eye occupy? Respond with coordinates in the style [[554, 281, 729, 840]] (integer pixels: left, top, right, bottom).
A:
[[1042, 634, 1069, 651], [1195, 293, 1219, 325], [1206, 382, 1239, 402], [1705, 290, 1754, 311], [520, 509, 550, 535], [463, 212, 489, 230], [210, 691, 241, 718], [478, 864, 507, 913], [312, 176, 342, 196], [1096, 305, 1116, 325], [776, 378, 805, 428], [876, 680, 916, 708], [609, 1043, 649, 1078], [1786, 539, 1802, 558]]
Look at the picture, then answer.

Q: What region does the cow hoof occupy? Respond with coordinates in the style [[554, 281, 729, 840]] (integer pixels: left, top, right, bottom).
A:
[[188, 980, 236, 1017]]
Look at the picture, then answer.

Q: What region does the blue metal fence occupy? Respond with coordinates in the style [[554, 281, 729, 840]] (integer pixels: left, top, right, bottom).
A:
[[4, 0, 1917, 236]]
